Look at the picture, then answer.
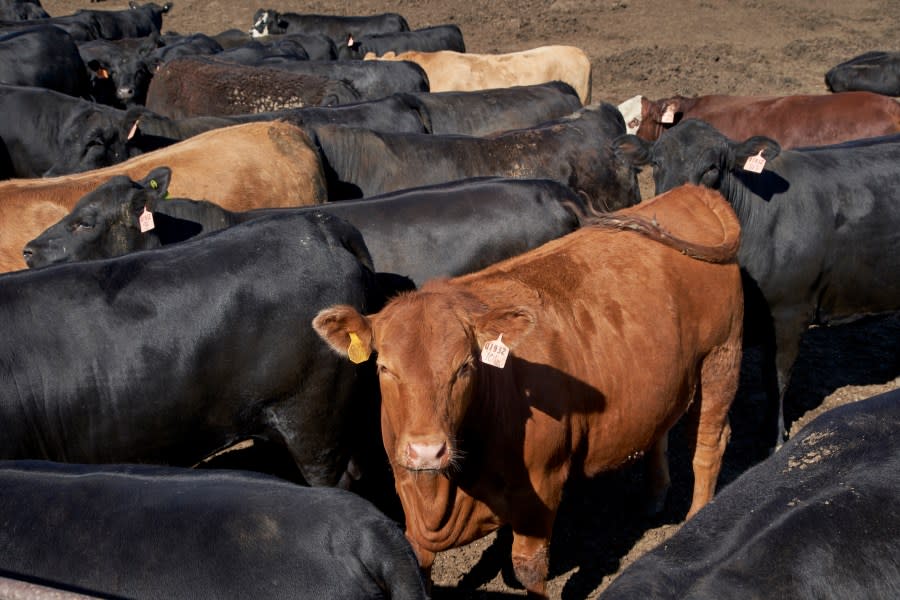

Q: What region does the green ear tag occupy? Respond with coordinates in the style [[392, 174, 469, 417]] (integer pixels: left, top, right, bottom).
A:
[[347, 332, 370, 364], [149, 179, 159, 190]]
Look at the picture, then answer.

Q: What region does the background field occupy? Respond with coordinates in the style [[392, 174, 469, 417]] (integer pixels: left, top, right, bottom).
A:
[[42, 1, 900, 597]]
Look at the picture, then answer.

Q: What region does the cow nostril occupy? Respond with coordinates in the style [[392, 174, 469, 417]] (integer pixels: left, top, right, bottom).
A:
[[22, 247, 33, 261]]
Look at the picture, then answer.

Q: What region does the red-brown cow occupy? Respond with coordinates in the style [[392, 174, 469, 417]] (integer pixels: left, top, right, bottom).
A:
[[618, 91, 900, 147], [313, 184, 744, 597]]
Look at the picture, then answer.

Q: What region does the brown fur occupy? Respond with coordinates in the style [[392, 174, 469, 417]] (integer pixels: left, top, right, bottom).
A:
[[0, 121, 327, 273], [145, 56, 360, 119], [367, 45, 592, 104], [313, 184, 744, 597], [636, 92, 900, 147]]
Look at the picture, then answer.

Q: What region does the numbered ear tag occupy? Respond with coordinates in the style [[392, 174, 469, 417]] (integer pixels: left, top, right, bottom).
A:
[[480, 334, 510, 369], [660, 104, 676, 124], [347, 332, 371, 364], [743, 150, 766, 173], [139, 207, 155, 232]]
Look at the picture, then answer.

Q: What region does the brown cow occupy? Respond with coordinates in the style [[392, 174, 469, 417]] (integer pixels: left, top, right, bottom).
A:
[[366, 45, 592, 104], [313, 184, 744, 597], [618, 91, 900, 147], [0, 121, 326, 272]]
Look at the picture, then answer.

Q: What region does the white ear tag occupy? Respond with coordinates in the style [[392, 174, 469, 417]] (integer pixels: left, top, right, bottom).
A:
[[480, 334, 510, 369], [139, 207, 155, 232], [660, 104, 676, 124], [743, 150, 766, 173]]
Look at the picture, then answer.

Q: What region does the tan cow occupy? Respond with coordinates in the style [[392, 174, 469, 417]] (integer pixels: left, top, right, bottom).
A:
[[366, 45, 592, 104], [0, 121, 326, 273], [313, 184, 744, 597]]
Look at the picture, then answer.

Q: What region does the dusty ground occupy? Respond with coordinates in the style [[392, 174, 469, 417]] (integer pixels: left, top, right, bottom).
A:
[[41, 1, 900, 598]]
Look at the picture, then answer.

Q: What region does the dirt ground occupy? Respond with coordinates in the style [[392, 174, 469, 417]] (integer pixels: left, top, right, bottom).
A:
[[41, 1, 900, 598]]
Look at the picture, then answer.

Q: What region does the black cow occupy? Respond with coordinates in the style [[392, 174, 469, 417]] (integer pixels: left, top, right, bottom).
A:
[[314, 102, 640, 211], [826, 50, 900, 96], [25, 168, 587, 288], [398, 81, 583, 136], [2, 210, 396, 487], [0, 84, 142, 178], [0, 0, 47, 20], [0, 26, 91, 98], [615, 120, 900, 446], [338, 24, 465, 59], [599, 389, 900, 600], [0, 461, 428, 600], [84, 1, 172, 39], [215, 38, 307, 64], [134, 84, 581, 144], [257, 58, 430, 99], [249, 9, 409, 44], [0, 2, 172, 41], [78, 35, 161, 106]]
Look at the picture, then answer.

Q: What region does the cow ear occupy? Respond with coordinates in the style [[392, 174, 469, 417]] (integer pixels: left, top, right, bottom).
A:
[[313, 305, 375, 363], [614, 134, 653, 168], [139, 166, 172, 205], [87, 60, 109, 78], [474, 307, 535, 353], [733, 136, 781, 167]]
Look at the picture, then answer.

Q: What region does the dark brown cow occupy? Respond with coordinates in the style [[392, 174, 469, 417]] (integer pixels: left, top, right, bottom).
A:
[[313, 184, 744, 597], [0, 121, 326, 273], [618, 91, 900, 147]]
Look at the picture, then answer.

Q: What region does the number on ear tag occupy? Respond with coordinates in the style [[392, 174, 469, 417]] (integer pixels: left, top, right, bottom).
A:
[[743, 150, 766, 173], [139, 208, 155, 232], [347, 332, 370, 364], [481, 334, 510, 369]]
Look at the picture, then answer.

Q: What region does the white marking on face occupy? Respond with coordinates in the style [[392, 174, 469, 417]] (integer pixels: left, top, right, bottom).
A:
[[617, 95, 644, 134], [250, 11, 269, 37]]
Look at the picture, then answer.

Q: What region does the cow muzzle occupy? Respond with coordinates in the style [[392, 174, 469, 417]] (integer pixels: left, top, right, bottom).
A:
[[402, 439, 450, 471]]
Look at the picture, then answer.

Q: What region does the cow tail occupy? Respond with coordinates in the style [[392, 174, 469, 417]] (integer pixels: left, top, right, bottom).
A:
[[586, 213, 739, 264]]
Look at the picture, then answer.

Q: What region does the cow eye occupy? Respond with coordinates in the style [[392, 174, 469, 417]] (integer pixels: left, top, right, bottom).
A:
[[75, 221, 94, 231], [456, 360, 474, 380]]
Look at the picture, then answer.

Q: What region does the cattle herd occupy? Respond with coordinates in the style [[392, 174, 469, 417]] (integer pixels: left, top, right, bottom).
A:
[[0, 1, 898, 599]]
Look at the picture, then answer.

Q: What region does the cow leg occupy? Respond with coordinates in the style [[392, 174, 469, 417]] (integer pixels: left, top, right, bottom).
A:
[[510, 532, 551, 598], [685, 342, 741, 518], [644, 432, 671, 515], [767, 312, 809, 450]]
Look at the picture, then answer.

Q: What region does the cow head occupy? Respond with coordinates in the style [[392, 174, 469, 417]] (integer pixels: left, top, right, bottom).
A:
[[250, 9, 286, 37], [614, 119, 781, 195], [23, 167, 173, 269], [313, 289, 535, 474]]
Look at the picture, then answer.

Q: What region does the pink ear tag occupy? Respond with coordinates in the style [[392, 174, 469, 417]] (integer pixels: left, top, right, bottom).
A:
[[139, 207, 155, 232], [347, 34, 355, 47], [480, 334, 510, 369], [127, 119, 140, 140], [743, 150, 766, 173], [660, 104, 676, 124]]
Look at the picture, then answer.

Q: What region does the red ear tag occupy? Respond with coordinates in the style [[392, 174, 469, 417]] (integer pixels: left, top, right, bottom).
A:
[[660, 104, 676, 124], [743, 150, 766, 173], [480, 334, 510, 369], [97, 68, 110, 79], [139, 208, 155, 232]]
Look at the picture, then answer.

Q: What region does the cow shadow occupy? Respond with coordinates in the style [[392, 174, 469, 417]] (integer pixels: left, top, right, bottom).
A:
[[428, 312, 900, 598]]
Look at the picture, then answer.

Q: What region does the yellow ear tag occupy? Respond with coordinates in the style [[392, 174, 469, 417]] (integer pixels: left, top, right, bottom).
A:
[[347, 332, 370, 364], [149, 179, 159, 190]]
